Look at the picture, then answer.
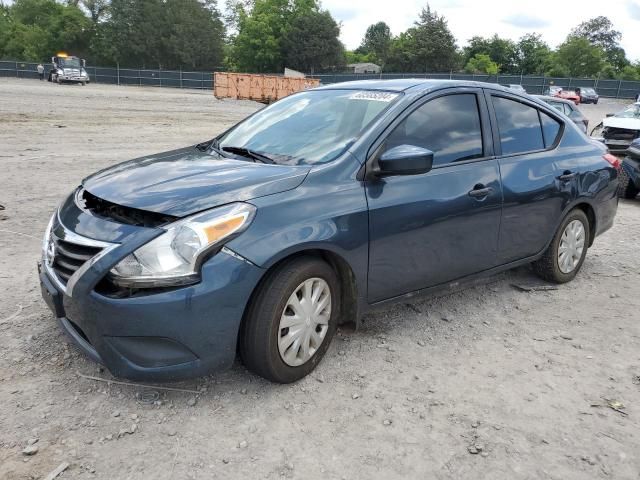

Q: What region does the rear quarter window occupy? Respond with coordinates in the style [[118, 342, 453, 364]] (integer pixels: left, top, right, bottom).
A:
[[540, 111, 562, 147]]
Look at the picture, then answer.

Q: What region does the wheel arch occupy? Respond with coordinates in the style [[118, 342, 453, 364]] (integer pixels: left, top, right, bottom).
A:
[[242, 248, 360, 332], [572, 201, 597, 247]]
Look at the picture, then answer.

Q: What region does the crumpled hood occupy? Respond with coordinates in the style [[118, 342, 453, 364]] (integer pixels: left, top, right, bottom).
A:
[[603, 117, 640, 130], [82, 146, 310, 217]]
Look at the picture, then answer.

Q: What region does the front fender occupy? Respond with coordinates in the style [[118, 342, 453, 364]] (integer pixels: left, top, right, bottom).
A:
[[226, 169, 369, 309]]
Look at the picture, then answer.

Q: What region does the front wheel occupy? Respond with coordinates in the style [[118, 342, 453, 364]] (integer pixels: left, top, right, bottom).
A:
[[532, 209, 590, 283], [240, 257, 339, 383]]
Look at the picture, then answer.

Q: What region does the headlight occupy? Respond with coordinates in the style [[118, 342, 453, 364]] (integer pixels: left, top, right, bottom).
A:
[[109, 202, 256, 288]]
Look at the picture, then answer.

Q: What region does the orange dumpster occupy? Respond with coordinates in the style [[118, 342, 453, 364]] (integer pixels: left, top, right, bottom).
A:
[[214, 72, 320, 103]]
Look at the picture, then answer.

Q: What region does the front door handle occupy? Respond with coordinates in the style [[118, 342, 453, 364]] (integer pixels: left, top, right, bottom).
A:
[[557, 171, 577, 182], [468, 185, 493, 198]]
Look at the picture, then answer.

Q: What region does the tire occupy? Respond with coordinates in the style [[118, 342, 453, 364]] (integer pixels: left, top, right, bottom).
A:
[[532, 209, 590, 283], [619, 169, 640, 199], [240, 257, 340, 383]]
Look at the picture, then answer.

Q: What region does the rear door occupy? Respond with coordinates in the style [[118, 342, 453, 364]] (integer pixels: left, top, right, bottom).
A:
[[486, 90, 578, 263], [365, 88, 503, 302]]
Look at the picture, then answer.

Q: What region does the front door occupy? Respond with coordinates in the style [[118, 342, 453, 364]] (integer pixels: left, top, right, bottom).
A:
[[366, 89, 503, 303]]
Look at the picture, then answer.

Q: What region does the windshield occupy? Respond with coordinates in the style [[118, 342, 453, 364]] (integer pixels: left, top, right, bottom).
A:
[[217, 89, 400, 165], [59, 57, 81, 68], [615, 103, 640, 119], [582, 88, 596, 94]]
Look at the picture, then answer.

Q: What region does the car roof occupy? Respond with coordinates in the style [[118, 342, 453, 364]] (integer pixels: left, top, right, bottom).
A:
[[533, 95, 575, 106], [313, 78, 523, 94]]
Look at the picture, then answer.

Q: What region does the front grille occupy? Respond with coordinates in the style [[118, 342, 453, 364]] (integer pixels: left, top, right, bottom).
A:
[[604, 127, 640, 141], [48, 231, 103, 285]]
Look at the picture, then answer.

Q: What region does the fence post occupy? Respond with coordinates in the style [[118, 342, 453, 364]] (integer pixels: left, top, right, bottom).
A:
[[117, 62, 120, 86], [616, 80, 622, 99], [16, 61, 18, 78], [180, 68, 183, 89]]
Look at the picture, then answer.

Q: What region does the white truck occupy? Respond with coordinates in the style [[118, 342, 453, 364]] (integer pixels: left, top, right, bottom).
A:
[[48, 53, 90, 85]]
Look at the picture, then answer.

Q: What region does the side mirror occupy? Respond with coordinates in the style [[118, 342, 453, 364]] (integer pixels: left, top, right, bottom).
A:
[[377, 145, 434, 176], [606, 113, 615, 118]]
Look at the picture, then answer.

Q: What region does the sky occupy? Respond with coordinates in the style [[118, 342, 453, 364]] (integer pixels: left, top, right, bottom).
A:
[[323, 0, 640, 62]]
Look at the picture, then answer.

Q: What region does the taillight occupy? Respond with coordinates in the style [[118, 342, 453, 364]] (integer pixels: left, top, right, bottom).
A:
[[603, 153, 621, 169]]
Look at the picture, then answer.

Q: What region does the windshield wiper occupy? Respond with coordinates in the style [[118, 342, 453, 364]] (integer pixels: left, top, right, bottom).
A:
[[222, 146, 275, 164]]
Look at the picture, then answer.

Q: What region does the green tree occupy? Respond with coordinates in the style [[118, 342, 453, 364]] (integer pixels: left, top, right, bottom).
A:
[[463, 35, 517, 73], [94, 0, 225, 69], [385, 31, 417, 72], [282, 10, 344, 73], [230, 0, 291, 72], [0, 0, 91, 61], [515, 33, 551, 75], [550, 36, 604, 77], [465, 53, 498, 74], [359, 21, 392, 69], [570, 16, 628, 72], [410, 5, 458, 72], [618, 63, 640, 81], [345, 50, 374, 65], [229, 0, 342, 73]]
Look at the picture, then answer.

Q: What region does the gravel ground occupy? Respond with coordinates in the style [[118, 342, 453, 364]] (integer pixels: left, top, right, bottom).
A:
[[1, 78, 639, 480]]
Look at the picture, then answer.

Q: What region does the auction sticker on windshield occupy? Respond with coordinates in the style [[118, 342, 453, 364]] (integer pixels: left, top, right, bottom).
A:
[[349, 91, 398, 102]]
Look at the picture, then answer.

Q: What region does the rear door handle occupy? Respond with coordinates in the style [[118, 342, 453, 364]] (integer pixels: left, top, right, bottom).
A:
[[468, 186, 493, 198], [557, 171, 577, 182]]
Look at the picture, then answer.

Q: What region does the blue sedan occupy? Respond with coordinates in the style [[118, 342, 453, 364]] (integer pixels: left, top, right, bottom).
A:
[[40, 80, 620, 383]]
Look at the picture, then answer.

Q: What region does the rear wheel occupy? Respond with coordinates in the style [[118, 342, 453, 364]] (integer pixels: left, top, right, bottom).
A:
[[532, 209, 590, 283], [240, 257, 339, 383], [619, 169, 639, 199]]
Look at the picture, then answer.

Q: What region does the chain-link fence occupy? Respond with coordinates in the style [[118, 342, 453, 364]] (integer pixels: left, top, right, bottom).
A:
[[310, 73, 640, 99], [0, 60, 219, 90], [2, 59, 639, 99]]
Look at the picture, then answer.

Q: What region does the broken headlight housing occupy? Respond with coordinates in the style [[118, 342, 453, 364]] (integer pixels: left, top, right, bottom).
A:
[[109, 202, 256, 288]]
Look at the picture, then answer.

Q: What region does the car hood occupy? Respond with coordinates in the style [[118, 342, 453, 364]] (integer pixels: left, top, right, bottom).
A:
[[603, 117, 640, 130], [82, 146, 311, 217]]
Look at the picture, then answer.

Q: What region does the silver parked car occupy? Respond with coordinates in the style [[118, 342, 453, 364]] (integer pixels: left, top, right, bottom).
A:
[[533, 95, 589, 133]]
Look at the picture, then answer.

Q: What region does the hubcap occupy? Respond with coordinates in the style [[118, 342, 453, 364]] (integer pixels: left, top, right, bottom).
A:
[[278, 277, 331, 367], [558, 219, 586, 274]]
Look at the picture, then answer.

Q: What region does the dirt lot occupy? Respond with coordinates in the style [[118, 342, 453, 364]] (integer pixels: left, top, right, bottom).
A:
[[1, 78, 639, 480]]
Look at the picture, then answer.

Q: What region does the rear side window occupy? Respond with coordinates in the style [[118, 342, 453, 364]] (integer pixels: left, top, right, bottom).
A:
[[385, 94, 484, 166], [492, 96, 544, 155], [540, 111, 561, 147], [548, 101, 563, 113]]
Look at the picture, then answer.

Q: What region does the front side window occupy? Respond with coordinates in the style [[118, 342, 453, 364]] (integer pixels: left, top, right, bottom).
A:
[[492, 96, 544, 155], [218, 89, 400, 165], [384, 94, 484, 166]]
